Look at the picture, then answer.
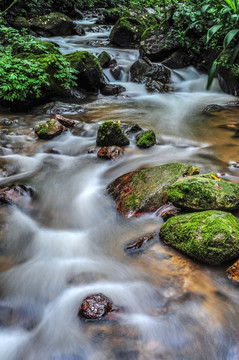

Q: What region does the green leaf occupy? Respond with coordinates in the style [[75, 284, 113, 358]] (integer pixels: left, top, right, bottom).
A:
[[206, 60, 218, 90], [229, 44, 239, 63], [224, 0, 237, 13], [207, 25, 223, 43], [223, 29, 239, 49]]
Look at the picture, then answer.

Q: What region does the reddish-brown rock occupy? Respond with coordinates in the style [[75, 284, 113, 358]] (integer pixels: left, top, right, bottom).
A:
[[78, 293, 116, 320], [51, 114, 76, 128], [97, 146, 124, 160]]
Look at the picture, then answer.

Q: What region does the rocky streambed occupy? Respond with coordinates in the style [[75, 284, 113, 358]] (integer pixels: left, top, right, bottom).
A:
[[1, 11, 239, 360]]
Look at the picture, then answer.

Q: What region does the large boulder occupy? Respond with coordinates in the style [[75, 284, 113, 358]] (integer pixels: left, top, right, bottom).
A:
[[130, 59, 171, 85], [96, 121, 129, 147], [103, 8, 127, 24], [65, 51, 103, 92], [140, 30, 179, 62], [167, 173, 239, 211], [107, 162, 199, 217], [160, 210, 239, 265], [27, 12, 77, 37], [109, 16, 147, 47]]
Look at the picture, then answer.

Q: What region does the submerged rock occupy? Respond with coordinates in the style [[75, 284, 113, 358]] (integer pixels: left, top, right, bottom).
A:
[[96, 121, 129, 147], [107, 162, 199, 217], [167, 173, 239, 211], [124, 232, 155, 255], [78, 294, 117, 320], [100, 84, 126, 96], [136, 130, 156, 148], [0, 185, 35, 210], [35, 101, 85, 115], [160, 210, 239, 265], [35, 119, 63, 139], [145, 79, 172, 93], [97, 146, 124, 160], [203, 104, 225, 114]]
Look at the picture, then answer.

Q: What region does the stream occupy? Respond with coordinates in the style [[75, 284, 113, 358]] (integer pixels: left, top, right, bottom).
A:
[[0, 14, 239, 360]]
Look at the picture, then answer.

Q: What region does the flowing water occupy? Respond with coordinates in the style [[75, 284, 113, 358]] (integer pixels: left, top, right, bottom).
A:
[[0, 15, 239, 360]]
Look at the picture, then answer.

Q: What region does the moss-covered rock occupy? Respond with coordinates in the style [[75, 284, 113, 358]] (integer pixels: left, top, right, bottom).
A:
[[167, 173, 239, 211], [35, 119, 63, 139], [98, 51, 111, 68], [65, 51, 103, 92], [103, 8, 127, 24], [160, 210, 239, 265], [107, 162, 200, 217], [28, 12, 76, 36], [96, 121, 129, 147], [109, 16, 147, 47], [136, 130, 156, 148]]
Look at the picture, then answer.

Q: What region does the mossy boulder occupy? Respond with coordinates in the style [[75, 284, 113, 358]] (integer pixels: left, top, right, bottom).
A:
[[136, 130, 156, 148], [130, 59, 171, 84], [107, 162, 200, 217], [103, 8, 127, 24], [98, 51, 111, 68], [96, 121, 130, 147], [109, 16, 147, 47], [35, 119, 63, 139], [65, 51, 103, 92], [28, 12, 76, 37], [160, 210, 239, 265], [12, 40, 60, 56], [167, 173, 239, 211]]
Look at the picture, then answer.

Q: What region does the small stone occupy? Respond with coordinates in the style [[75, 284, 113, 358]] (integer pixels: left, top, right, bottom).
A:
[[110, 65, 121, 80], [203, 104, 225, 114], [78, 293, 116, 320], [98, 51, 111, 68], [51, 114, 76, 128], [97, 146, 124, 160], [35, 119, 63, 140], [101, 84, 126, 96], [124, 233, 155, 255], [75, 25, 85, 36], [96, 121, 129, 147], [136, 130, 156, 148]]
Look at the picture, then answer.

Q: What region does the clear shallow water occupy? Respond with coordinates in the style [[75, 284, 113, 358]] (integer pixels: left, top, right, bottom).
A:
[[0, 15, 239, 360]]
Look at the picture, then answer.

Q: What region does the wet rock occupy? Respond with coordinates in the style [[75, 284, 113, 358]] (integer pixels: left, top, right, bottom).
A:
[[51, 114, 76, 128], [218, 53, 239, 96], [110, 65, 122, 80], [98, 51, 111, 68], [65, 51, 103, 92], [75, 25, 85, 36], [110, 16, 147, 47], [130, 59, 171, 84], [124, 232, 155, 255], [35, 101, 85, 115], [97, 146, 124, 160], [145, 79, 172, 93], [100, 84, 126, 96], [136, 130, 156, 148], [96, 121, 129, 147], [28, 12, 77, 37], [162, 50, 192, 69], [140, 32, 178, 62], [0, 185, 35, 209], [156, 203, 181, 220], [167, 173, 239, 211], [78, 293, 117, 320], [126, 124, 142, 134], [107, 162, 199, 217], [160, 210, 239, 265], [226, 259, 239, 283], [203, 104, 225, 114], [103, 8, 125, 24], [35, 119, 63, 140]]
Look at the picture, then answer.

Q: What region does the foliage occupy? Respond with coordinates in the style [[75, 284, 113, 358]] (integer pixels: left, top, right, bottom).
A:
[[0, 26, 77, 103]]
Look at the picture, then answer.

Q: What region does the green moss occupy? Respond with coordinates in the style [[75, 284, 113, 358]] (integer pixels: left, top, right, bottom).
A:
[[65, 50, 102, 71], [160, 210, 239, 265], [97, 121, 129, 147], [29, 12, 72, 29], [167, 173, 239, 210], [110, 16, 147, 45], [107, 162, 200, 216], [136, 130, 156, 148], [37, 119, 59, 134]]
